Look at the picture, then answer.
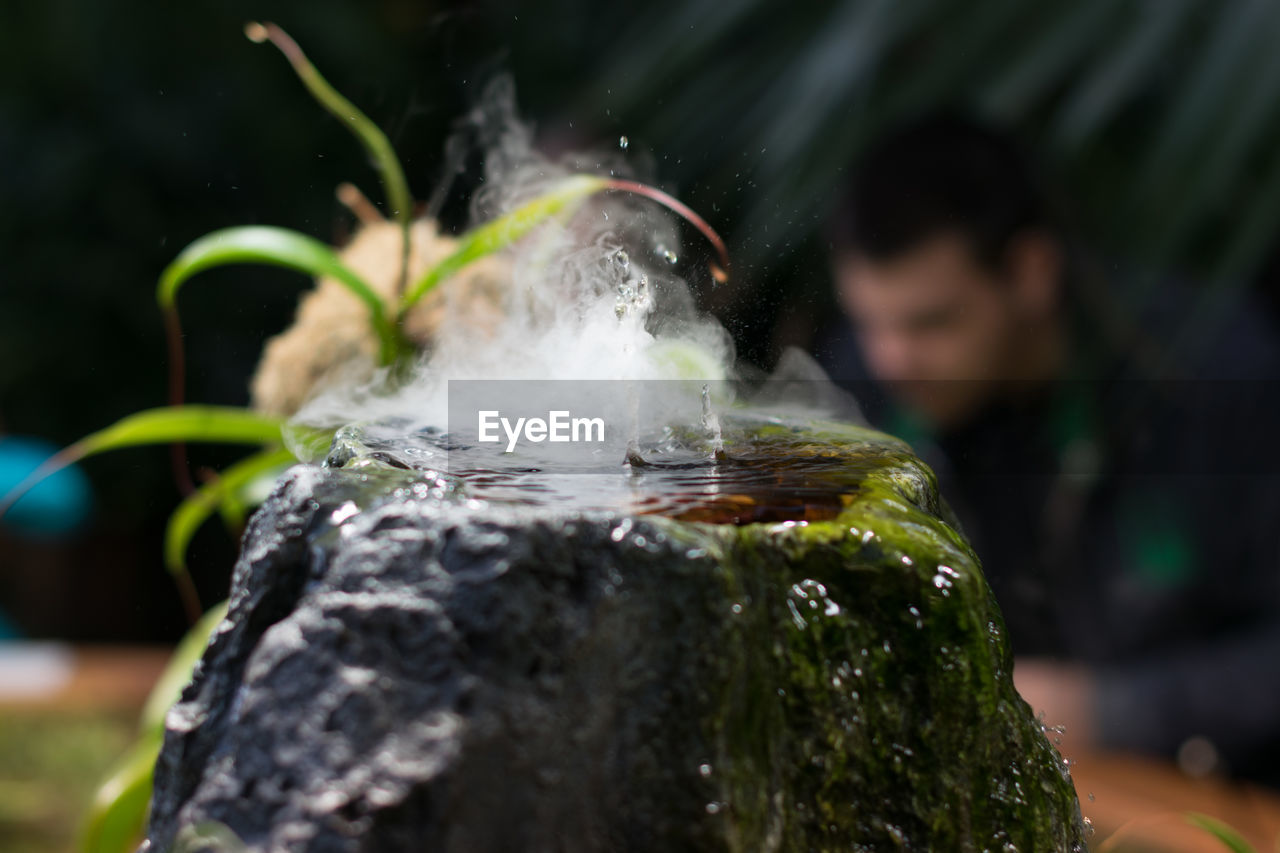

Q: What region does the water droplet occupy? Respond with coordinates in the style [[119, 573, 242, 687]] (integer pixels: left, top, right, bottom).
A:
[[1087, 792, 1095, 802], [330, 501, 360, 525], [730, 603, 743, 614], [619, 135, 629, 150], [705, 801, 721, 814], [786, 598, 807, 630], [699, 763, 713, 777], [1083, 817, 1094, 837]]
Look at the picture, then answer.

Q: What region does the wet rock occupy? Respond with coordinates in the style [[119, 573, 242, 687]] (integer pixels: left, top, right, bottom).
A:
[[146, 429, 1086, 852]]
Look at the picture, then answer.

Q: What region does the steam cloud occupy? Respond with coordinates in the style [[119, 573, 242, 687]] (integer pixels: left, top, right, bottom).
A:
[[294, 78, 735, 435]]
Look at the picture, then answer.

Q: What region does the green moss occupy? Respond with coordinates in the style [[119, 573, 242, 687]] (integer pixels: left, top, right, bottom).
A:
[[678, 423, 1085, 850]]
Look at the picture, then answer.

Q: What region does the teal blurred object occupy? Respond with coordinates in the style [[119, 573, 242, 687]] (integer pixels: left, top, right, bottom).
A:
[[0, 436, 93, 537]]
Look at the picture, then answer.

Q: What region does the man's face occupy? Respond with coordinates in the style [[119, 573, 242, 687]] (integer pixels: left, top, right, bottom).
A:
[[835, 233, 1029, 428]]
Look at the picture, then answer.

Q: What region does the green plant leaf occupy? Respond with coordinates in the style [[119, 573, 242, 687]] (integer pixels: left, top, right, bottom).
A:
[[157, 225, 405, 365], [1186, 812, 1258, 853], [216, 492, 248, 534], [246, 22, 412, 229], [0, 406, 284, 521], [245, 21, 413, 302], [78, 732, 162, 853], [399, 174, 608, 315], [76, 406, 284, 455], [164, 448, 296, 576], [141, 600, 230, 733], [80, 600, 230, 853]]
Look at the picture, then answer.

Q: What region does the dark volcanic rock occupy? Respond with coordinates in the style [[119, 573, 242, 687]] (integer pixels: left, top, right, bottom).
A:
[[147, 428, 1086, 852]]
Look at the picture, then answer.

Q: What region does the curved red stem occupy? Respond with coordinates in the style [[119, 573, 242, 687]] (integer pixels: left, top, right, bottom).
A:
[[605, 179, 731, 284]]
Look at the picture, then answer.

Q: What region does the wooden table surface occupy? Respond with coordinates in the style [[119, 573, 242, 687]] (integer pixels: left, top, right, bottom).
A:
[[1073, 752, 1280, 851], [0, 642, 171, 712]]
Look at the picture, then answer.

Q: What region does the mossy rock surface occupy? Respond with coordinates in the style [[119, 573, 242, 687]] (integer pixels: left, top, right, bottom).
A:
[[147, 420, 1085, 851]]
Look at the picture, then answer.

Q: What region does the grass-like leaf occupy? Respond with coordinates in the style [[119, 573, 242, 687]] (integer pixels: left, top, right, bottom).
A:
[[0, 405, 284, 620], [141, 601, 230, 732], [398, 174, 731, 317], [245, 21, 413, 299], [399, 174, 607, 315], [0, 406, 284, 520], [78, 733, 163, 853], [74, 406, 284, 454], [245, 22, 411, 230], [164, 448, 296, 576], [157, 225, 405, 365], [81, 601, 230, 853], [1186, 812, 1258, 853]]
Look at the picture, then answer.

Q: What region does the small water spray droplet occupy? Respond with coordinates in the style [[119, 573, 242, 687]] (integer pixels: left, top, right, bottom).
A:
[[619, 135, 629, 150], [701, 384, 724, 457]]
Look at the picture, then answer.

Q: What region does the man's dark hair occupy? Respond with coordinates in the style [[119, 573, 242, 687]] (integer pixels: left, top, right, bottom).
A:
[[833, 113, 1049, 270]]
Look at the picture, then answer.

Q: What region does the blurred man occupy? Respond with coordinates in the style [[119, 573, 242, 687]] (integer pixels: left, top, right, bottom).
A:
[[818, 114, 1280, 785]]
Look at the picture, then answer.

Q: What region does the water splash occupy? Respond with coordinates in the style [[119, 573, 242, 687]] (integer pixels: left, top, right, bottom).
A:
[[701, 383, 724, 459], [294, 79, 732, 435]]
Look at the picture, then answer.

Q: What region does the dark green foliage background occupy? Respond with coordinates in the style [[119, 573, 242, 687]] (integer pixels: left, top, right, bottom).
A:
[[3, 0, 1278, 639]]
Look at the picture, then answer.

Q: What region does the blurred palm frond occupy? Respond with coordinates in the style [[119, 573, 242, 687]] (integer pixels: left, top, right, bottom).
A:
[[576, 0, 1280, 301]]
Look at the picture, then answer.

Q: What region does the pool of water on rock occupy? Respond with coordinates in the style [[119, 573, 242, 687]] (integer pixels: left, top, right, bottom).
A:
[[318, 414, 920, 526]]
